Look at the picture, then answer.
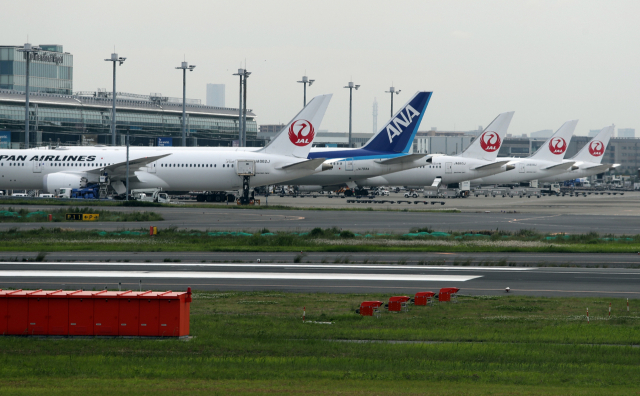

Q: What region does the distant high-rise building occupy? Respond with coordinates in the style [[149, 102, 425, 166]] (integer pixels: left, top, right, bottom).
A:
[[530, 129, 553, 138], [372, 98, 378, 133], [206, 84, 225, 107], [588, 129, 601, 137], [618, 128, 635, 138]]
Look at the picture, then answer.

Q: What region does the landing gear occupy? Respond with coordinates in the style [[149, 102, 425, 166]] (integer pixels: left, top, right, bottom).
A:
[[239, 175, 254, 205]]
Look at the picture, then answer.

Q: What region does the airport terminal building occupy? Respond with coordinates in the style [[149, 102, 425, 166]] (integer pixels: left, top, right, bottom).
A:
[[0, 43, 257, 148], [0, 89, 258, 148]]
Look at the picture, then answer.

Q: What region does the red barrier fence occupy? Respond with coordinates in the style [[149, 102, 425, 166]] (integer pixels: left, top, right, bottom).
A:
[[0, 288, 191, 337]]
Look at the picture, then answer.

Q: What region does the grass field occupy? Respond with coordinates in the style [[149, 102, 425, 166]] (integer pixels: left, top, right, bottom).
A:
[[0, 226, 640, 255], [0, 207, 163, 223], [1, 291, 639, 395]]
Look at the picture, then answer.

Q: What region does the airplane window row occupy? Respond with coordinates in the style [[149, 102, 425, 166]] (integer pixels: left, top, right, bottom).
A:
[[419, 165, 442, 168], [2, 162, 111, 167], [160, 163, 234, 168]]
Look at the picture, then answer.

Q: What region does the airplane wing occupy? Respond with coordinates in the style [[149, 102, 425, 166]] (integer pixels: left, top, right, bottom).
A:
[[471, 160, 512, 171], [543, 161, 575, 171], [278, 158, 331, 171], [585, 163, 619, 172], [85, 154, 172, 179], [374, 154, 428, 165]]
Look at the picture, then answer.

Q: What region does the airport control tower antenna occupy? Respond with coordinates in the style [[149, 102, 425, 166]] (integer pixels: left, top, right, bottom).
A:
[[372, 98, 378, 134]]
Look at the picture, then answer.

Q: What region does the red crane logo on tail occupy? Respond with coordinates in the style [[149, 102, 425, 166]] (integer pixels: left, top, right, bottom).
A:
[[549, 137, 567, 155], [288, 119, 315, 147], [588, 140, 604, 157], [479, 131, 501, 152]]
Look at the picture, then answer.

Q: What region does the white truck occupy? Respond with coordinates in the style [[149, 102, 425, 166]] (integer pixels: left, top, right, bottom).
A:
[[57, 188, 71, 199], [131, 189, 171, 203]]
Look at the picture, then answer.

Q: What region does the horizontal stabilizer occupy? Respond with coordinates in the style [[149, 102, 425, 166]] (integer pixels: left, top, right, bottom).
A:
[[543, 161, 575, 171], [472, 160, 512, 171], [374, 154, 428, 165], [278, 158, 328, 171]]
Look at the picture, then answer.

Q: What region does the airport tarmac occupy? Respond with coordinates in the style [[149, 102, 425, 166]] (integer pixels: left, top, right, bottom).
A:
[[0, 192, 638, 233], [0, 261, 638, 298]]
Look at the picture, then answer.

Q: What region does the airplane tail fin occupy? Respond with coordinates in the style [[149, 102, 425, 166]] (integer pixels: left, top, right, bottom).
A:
[[458, 111, 514, 161], [529, 120, 577, 162], [570, 125, 613, 163], [261, 94, 332, 158], [360, 91, 432, 153]]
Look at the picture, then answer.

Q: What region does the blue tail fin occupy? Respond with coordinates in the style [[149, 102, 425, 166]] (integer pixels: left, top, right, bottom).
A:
[[362, 91, 432, 153]]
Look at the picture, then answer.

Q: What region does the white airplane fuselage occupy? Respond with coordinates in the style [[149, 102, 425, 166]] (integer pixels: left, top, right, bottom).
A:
[[0, 147, 324, 192], [538, 160, 608, 183], [356, 155, 512, 187], [471, 158, 572, 185]]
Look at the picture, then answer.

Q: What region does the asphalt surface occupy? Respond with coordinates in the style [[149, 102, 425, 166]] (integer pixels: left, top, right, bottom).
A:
[[2, 251, 639, 268], [0, 192, 638, 233], [1, 261, 639, 298], [0, 205, 639, 234]]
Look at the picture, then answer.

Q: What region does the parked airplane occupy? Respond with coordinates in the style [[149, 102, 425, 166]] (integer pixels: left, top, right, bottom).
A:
[[0, 94, 333, 203], [538, 125, 619, 183], [354, 111, 516, 194], [470, 119, 578, 186], [278, 91, 434, 193]]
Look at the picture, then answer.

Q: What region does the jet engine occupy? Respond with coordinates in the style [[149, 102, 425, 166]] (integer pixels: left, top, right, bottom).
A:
[[42, 172, 88, 193]]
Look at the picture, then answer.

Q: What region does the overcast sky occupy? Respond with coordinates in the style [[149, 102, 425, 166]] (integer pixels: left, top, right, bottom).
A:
[[6, 0, 640, 136]]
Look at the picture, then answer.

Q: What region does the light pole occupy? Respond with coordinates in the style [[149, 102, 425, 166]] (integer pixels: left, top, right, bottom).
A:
[[104, 53, 126, 146], [176, 61, 196, 147], [343, 81, 360, 148], [242, 69, 250, 147], [17, 43, 40, 149], [233, 69, 245, 146], [385, 86, 401, 118], [297, 75, 315, 107]]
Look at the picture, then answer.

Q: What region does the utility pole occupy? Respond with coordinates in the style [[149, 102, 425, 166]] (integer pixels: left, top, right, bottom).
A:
[[385, 86, 401, 118], [233, 69, 245, 146], [176, 61, 196, 146], [17, 43, 41, 148], [104, 53, 126, 145], [343, 81, 360, 148], [297, 75, 315, 107]]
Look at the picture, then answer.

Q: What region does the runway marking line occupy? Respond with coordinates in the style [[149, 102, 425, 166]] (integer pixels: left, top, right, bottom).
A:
[[2, 282, 640, 295], [0, 270, 482, 282], [0, 262, 535, 271]]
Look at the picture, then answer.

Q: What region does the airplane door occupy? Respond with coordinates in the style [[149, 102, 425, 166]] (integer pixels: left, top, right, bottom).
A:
[[445, 162, 452, 174], [519, 163, 525, 173], [32, 161, 42, 173], [148, 162, 156, 173], [346, 159, 354, 171]]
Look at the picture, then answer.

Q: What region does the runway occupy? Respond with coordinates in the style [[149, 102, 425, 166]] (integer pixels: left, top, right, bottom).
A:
[[1, 261, 638, 298]]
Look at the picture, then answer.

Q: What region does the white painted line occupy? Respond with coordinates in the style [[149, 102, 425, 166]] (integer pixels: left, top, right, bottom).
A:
[[0, 270, 482, 282], [0, 262, 535, 271]]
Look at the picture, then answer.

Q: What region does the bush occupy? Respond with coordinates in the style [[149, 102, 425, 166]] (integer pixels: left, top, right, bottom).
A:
[[340, 230, 355, 238]]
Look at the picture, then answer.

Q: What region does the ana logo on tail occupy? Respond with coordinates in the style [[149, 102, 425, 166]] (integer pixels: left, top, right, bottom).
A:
[[549, 137, 567, 155], [479, 131, 501, 152], [288, 120, 315, 147], [386, 105, 421, 143], [588, 140, 604, 156]]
